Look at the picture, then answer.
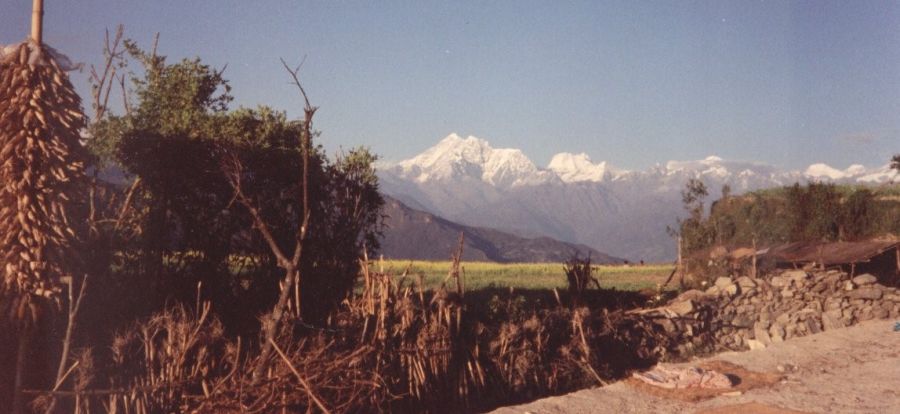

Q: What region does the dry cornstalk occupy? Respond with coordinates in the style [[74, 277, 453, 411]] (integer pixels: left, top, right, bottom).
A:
[[0, 40, 87, 325]]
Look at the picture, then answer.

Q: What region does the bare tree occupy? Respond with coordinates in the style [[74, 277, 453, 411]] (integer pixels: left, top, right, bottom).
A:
[[89, 25, 126, 121], [222, 58, 316, 383]]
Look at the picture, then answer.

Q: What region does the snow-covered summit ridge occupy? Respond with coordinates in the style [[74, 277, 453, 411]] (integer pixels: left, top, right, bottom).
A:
[[383, 134, 898, 188], [547, 152, 625, 182], [805, 163, 868, 180], [392, 133, 554, 187]]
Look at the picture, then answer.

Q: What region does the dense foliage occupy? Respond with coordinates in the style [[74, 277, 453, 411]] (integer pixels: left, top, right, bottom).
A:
[[679, 181, 900, 254], [86, 42, 384, 329]]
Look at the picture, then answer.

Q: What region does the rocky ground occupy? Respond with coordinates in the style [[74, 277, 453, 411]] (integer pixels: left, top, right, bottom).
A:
[[490, 319, 900, 413]]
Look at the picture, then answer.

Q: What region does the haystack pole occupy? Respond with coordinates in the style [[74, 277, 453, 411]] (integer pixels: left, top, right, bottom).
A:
[[32, 0, 44, 45], [1, 0, 88, 411]]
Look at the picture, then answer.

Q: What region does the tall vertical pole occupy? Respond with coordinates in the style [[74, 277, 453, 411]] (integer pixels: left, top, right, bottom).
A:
[[677, 236, 684, 287], [32, 0, 44, 44], [751, 237, 758, 279], [894, 246, 899, 285]]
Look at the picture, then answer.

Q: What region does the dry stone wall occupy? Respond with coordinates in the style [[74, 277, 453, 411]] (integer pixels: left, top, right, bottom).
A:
[[638, 269, 900, 359]]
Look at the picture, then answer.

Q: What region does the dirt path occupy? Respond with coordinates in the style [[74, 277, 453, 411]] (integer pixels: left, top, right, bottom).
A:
[[490, 319, 900, 414]]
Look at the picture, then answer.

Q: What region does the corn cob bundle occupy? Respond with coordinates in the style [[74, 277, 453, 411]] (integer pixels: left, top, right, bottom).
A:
[[0, 41, 86, 325]]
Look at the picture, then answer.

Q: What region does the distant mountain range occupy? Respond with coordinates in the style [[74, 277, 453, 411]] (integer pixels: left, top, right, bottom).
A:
[[378, 133, 898, 262], [379, 195, 623, 263]]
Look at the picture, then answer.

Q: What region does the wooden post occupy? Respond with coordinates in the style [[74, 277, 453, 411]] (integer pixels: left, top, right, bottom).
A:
[[12, 330, 31, 414], [751, 237, 758, 279], [31, 0, 44, 44], [895, 246, 899, 283], [677, 236, 685, 287], [817, 245, 825, 271]]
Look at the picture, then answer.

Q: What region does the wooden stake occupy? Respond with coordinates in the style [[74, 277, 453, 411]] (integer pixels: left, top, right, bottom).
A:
[[676, 235, 683, 282], [894, 246, 899, 284], [12, 329, 31, 414], [31, 0, 44, 44], [751, 237, 758, 279]]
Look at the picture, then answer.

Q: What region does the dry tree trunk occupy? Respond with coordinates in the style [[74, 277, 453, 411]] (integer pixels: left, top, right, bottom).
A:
[[223, 58, 317, 384]]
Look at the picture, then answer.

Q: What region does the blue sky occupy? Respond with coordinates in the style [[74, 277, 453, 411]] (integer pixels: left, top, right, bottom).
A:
[[2, 1, 898, 170]]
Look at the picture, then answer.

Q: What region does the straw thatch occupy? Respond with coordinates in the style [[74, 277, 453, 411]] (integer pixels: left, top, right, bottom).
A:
[[0, 40, 86, 325]]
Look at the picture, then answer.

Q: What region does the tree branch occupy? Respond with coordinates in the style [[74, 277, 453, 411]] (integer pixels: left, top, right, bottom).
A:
[[221, 60, 318, 383]]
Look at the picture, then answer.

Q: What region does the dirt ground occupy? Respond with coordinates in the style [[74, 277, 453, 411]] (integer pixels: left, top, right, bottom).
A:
[[489, 319, 900, 414]]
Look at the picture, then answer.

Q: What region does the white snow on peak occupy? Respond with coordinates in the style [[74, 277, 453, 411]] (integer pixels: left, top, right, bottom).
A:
[[393, 133, 551, 187], [856, 164, 899, 183], [483, 148, 552, 187], [845, 164, 866, 176], [803, 163, 873, 180], [805, 163, 847, 179], [384, 133, 895, 189], [399, 133, 489, 170], [547, 152, 616, 182], [660, 155, 781, 180]]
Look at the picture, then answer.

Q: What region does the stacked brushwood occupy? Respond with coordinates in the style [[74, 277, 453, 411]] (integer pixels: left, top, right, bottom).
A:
[[0, 40, 86, 326]]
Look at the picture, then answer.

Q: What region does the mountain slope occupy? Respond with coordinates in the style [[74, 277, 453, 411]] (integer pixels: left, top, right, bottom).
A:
[[378, 134, 898, 261], [379, 196, 623, 263]]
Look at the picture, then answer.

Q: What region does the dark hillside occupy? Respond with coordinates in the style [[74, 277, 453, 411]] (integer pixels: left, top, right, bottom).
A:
[[380, 196, 624, 263]]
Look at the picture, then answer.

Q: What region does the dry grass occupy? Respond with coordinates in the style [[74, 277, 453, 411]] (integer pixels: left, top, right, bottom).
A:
[[32, 255, 683, 413]]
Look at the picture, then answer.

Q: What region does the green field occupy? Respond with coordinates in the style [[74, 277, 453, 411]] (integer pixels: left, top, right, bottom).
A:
[[368, 260, 675, 292]]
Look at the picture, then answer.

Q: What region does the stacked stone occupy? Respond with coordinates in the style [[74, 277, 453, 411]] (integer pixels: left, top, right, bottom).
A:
[[639, 269, 900, 358]]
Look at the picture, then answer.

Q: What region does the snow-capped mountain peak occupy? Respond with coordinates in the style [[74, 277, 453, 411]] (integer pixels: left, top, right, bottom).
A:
[[378, 133, 897, 263], [385, 134, 895, 189], [547, 152, 619, 182], [663, 156, 779, 180], [391, 133, 553, 187], [804, 163, 879, 181], [399, 133, 491, 169]]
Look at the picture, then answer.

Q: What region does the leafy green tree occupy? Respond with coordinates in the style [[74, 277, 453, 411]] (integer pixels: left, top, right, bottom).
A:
[[841, 188, 874, 240], [678, 178, 713, 252], [785, 182, 841, 241]]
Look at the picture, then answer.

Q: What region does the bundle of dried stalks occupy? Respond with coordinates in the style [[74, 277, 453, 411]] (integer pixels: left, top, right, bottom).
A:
[[33, 255, 681, 413], [0, 40, 86, 326], [101, 303, 232, 414], [191, 251, 484, 412], [564, 256, 599, 305]]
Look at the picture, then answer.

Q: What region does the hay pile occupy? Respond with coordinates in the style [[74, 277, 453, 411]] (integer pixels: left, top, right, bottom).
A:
[[56, 263, 668, 413], [0, 40, 86, 325]]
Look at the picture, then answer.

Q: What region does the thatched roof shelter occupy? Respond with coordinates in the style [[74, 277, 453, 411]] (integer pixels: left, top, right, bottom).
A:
[[763, 240, 900, 285], [765, 240, 899, 267]]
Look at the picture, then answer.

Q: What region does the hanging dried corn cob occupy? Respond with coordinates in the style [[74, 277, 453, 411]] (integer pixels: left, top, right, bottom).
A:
[[0, 40, 87, 327]]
